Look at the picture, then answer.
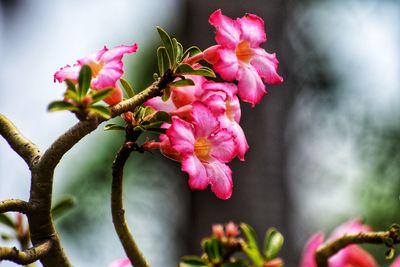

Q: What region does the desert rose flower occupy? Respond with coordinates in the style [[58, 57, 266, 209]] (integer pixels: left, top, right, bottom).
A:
[[167, 101, 236, 199], [54, 44, 138, 105], [301, 219, 377, 267], [207, 9, 283, 107], [106, 258, 131, 267]]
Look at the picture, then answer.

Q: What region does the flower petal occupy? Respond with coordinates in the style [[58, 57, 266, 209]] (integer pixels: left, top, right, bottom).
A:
[[251, 48, 283, 84], [102, 83, 123, 105], [209, 128, 236, 163], [237, 64, 266, 107], [330, 245, 377, 267], [209, 9, 241, 48], [191, 101, 219, 138], [238, 13, 266, 47], [167, 117, 195, 156], [145, 96, 177, 112], [204, 160, 233, 200], [301, 233, 324, 267], [77, 46, 107, 65], [92, 66, 123, 89], [182, 155, 208, 189], [213, 48, 240, 81], [106, 258, 131, 267], [231, 121, 249, 161], [101, 44, 138, 63], [391, 256, 400, 267], [54, 64, 80, 83]]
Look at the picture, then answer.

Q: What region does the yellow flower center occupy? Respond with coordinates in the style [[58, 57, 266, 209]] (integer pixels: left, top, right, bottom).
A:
[[194, 137, 211, 161], [235, 41, 253, 64], [88, 61, 105, 78]]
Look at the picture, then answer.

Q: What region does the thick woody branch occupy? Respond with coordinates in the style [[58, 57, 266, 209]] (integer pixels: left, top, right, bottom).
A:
[[0, 199, 30, 214], [315, 231, 400, 267], [0, 114, 41, 168], [0, 240, 52, 265], [111, 142, 149, 267]]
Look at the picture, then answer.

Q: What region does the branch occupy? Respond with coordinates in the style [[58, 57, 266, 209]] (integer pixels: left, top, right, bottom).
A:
[[0, 240, 52, 265], [315, 231, 400, 267], [0, 199, 30, 214], [0, 114, 41, 168], [111, 142, 149, 267]]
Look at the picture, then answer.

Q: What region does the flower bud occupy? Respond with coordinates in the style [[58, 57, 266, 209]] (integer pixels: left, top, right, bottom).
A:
[[225, 221, 240, 237], [212, 224, 224, 239]]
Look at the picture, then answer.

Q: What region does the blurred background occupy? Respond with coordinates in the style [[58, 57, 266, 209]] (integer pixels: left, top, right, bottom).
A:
[[0, 0, 399, 266]]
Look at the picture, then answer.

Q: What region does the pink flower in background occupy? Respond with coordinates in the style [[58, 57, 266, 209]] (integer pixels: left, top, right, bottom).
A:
[[391, 257, 400, 267], [207, 9, 283, 107], [54, 44, 138, 105], [167, 101, 236, 199], [301, 219, 377, 267], [106, 258, 131, 267]]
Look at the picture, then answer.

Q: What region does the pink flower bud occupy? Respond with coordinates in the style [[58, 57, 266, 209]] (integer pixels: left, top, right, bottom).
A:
[[225, 221, 240, 237], [203, 45, 220, 64], [212, 224, 224, 239], [122, 112, 133, 123]]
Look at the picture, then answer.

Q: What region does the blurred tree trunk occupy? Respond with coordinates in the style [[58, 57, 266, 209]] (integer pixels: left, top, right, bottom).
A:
[[181, 0, 297, 265]]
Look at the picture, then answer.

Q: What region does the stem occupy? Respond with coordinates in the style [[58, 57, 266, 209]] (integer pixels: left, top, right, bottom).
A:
[[0, 114, 40, 168], [0, 199, 30, 214], [111, 142, 150, 267], [0, 240, 52, 265], [315, 231, 400, 267]]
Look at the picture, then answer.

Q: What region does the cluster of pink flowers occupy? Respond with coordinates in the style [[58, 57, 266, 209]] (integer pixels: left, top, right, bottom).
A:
[[301, 219, 400, 267], [144, 10, 283, 200]]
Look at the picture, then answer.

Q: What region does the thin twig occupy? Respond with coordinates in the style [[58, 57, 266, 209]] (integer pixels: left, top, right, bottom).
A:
[[0, 199, 30, 214], [111, 142, 150, 267], [0, 114, 41, 168], [0, 240, 52, 265], [315, 231, 400, 267]]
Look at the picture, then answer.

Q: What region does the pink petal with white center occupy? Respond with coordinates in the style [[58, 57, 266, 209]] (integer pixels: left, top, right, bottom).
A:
[[182, 155, 209, 190], [301, 233, 323, 267], [191, 102, 219, 138], [77, 46, 107, 65], [145, 96, 176, 112], [54, 64, 80, 83], [330, 245, 377, 267], [213, 48, 239, 81], [231, 121, 249, 161], [204, 160, 233, 200], [251, 48, 283, 84], [237, 64, 266, 107], [100, 83, 122, 105], [209, 128, 236, 163], [167, 117, 195, 156], [209, 9, 241, 48], [106, 258, 131, 267], [238, 13, 267, 47], [101, 44, 138, 62]]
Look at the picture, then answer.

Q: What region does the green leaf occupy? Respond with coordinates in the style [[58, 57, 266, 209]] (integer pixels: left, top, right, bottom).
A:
[[142, 106, 156, 120], [264, 228, 284, 260], [120, 78, 135, 98], [173, 38, 183, 63], [89, 105, 111, 119], [179, 256, 208, 267], [152, 111, 171, 124], [385, 247, 396, 259], [175, 64, 216, 78], [161, 87, 171, 102], [64, 89, 79, 102], [0, 214, 15, 229], [203, 238, 222, 262], [104, 123, 125, 131], [240, 223, 263, 267], [157, 46, 170, 76], [1, 233, 14, 241], [51, 195, 76, 220], [78, 65, 92, 99], [182, 46, 202, 60], [157, 27, 175, 67], [91, 88, 114, 103], [48, 101, 76, 112], [222, 260, 249, 267], [170, 79, 195, 87], [66, 80, 77, 92]]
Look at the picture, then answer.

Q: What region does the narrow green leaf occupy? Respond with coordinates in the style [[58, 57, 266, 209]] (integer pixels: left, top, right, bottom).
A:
[[170, 79, 195, 87], [120, 78, 135, 98], [176, 63, 194, 74], [182, 46, 202, 60], [157, 46, 170, 76], [152, 111, 171, 123], [0, 214, 15, 229], [190, 67, 216, 78], [264, 228, 284, 260], [156, 27, 175, 67], [48, 101, 76, 112], [210, 238, 222, 261], [173, 38, 183, 63], [142, 106, 156, 120], [66, 80, 77, 92], [175, 64, 216, 78], [91, 88, 114, 103], [104, 123, 125, 131], [51, 195, 76, 220], [179, 256, 208, 267], [89, 105, 111, 119], [241, 223, 263, 267], [78, 65, 92, 99]]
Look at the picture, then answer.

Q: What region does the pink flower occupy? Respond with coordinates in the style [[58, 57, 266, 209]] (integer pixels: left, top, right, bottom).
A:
[[391, 257, 400, 267], [167, 101, 236, 199], [54, 44, 138, 105], [301, 219, 377, 267], [207, 9, 283, 107], [106, 258, 131, 267]]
